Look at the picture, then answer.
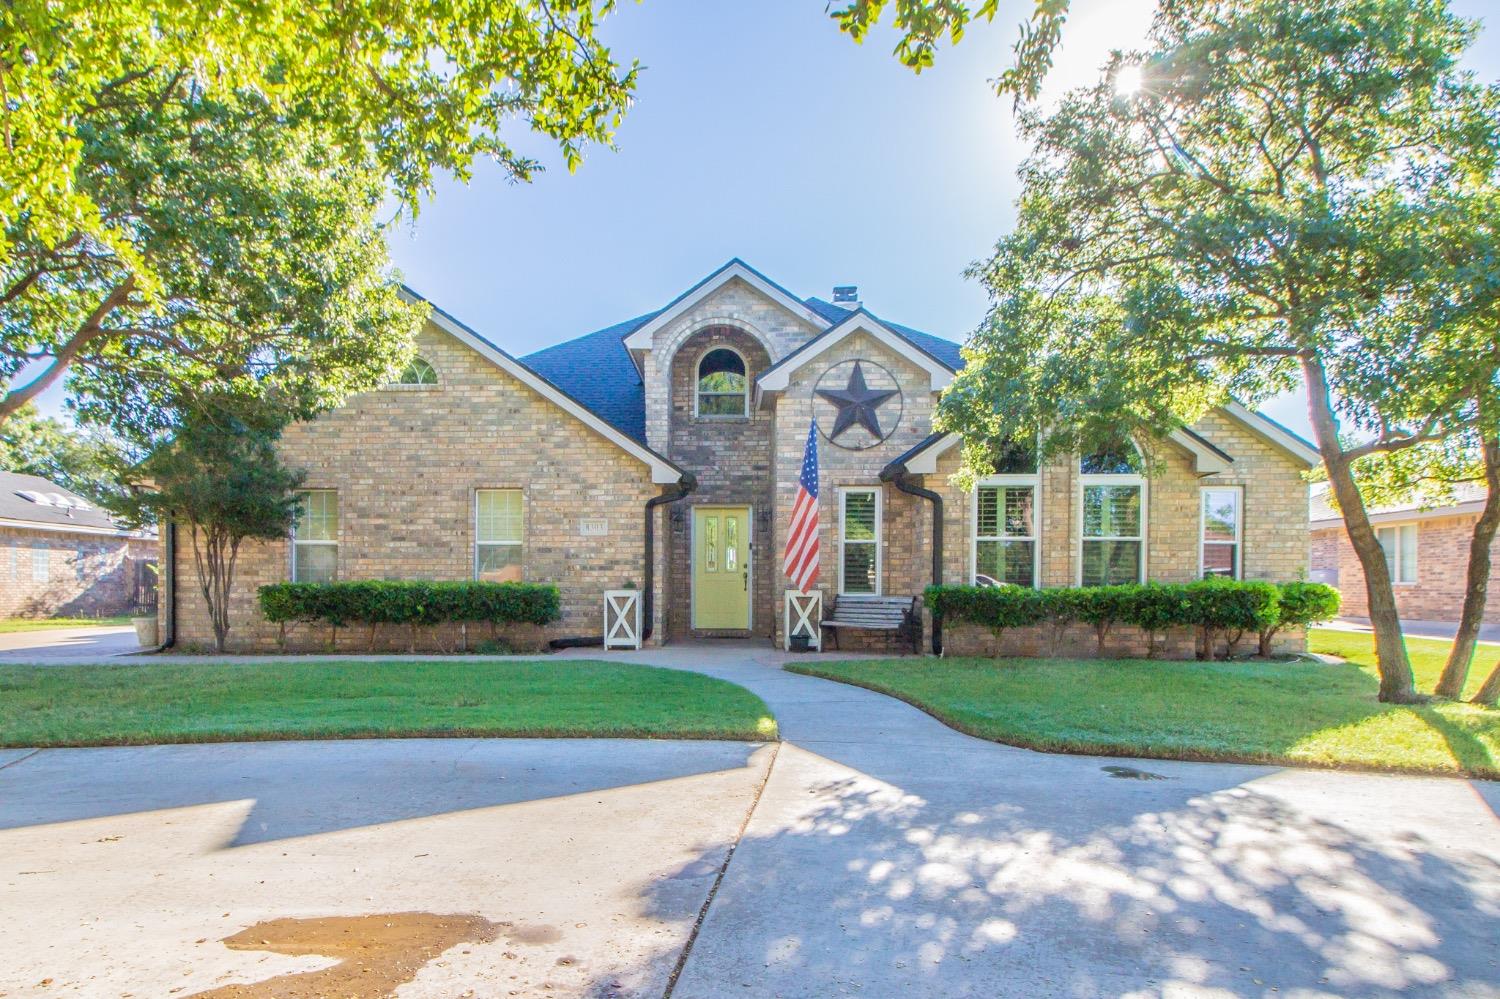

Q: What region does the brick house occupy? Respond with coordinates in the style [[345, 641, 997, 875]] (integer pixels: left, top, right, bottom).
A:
[[160, 260, 1319, 653], [1310, 484, 1490, 623], [0, 470, 156, 618]]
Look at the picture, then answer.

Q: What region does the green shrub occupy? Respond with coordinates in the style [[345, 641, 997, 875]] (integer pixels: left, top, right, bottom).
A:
[[926, 578, 1311, 660], [257, 580, 561, 652], [1259, 580, 1341, 656]]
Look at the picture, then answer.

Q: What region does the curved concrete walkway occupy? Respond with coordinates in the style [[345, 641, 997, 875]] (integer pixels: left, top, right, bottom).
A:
[[4, 642, 1499, 997], [546, 643, 1500, 999]]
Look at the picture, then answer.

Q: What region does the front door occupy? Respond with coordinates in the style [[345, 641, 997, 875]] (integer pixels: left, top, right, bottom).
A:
[[693, 506, 751, 630]]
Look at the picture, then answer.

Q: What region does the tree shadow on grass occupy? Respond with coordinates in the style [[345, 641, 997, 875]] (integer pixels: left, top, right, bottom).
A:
[[600, 745, 1500, 998]]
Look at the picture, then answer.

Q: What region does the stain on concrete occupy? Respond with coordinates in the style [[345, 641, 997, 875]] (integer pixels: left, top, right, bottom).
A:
[[188, 912, 499, 998], [1102, 765, 1172, 780], [501, 921, 562, 946]]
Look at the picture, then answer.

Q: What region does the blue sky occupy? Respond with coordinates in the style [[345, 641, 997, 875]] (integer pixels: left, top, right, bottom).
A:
[[37, 0, 1500, 440]]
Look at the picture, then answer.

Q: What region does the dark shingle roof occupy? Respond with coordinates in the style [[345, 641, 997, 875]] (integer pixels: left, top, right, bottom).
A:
[[802, 297, 966, 371], [521, 312, 660, 443], [517, 281, 964, 443], [0, 470, 133, 534]]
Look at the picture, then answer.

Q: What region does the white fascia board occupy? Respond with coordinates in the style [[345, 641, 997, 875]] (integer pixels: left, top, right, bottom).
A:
[[1222, 401, 1321, 467], [758, 314, 955, 393], [417, 303, 685, 485], [901, 434, 963, 474], [1168, 429, 1233, 475], [0, 517, 149, 539], [1310, 499, 1486, 531], [622, 261, 827, 350]]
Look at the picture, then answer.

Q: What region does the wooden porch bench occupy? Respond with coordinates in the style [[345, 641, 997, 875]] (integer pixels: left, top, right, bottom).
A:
[[820, 594, 921, 653]]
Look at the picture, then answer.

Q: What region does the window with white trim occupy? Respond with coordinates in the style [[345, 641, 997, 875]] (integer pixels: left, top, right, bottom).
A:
[[974, 478, 1037, 587], [1200, 486, 1242, 579], [476, 488, 523, 583], [1080, 446, 1144, 586], [1377, 523, 1418, 584], [839, 487, 881, 594], [696, 348, 748, 417], [30, 543, 48, 582], [292, 490, 338, 582]]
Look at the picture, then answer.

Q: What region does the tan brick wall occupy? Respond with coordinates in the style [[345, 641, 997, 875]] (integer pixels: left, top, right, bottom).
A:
[[168, 321, 661, 652], [941, 621, 1305, 659], [1314, 513, 1500, 623], [664, 325, 776, 637], [0, 529, 153, 618], [771, 331, 941, 646]]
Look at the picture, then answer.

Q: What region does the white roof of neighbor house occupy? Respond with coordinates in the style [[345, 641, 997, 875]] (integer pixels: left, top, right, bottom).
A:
[[0, 470, 147, 538], [1308, 481, 1488, 529]]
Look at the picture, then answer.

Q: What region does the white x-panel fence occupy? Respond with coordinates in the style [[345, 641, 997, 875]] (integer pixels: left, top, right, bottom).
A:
[[604, 590, 643, 650], [783, 590, 822, 651]]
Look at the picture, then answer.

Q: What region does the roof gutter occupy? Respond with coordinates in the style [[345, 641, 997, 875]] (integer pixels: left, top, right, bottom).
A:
[[880, 463, 942, 655], [643, 473, 697, 643]]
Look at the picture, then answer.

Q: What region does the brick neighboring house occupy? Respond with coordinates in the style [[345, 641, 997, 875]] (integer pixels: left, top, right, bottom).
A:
[[1310, 484, 1490, 623], [0, 470, 156, 618], [161, 259, 1319, 653]]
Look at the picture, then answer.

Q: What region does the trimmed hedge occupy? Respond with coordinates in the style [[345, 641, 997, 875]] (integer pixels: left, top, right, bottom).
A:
[[258, 580, 562, 651], [925, 579, 1340, 660]]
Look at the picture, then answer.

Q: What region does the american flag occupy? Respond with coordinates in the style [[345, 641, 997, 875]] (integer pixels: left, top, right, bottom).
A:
[[783, 418, 821, 592]]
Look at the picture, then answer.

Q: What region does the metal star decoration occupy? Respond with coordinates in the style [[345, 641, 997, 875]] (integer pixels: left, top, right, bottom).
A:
[[816, 361, 898, 441]]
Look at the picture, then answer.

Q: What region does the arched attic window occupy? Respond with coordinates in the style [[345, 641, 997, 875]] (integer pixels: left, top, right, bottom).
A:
[[397, 356, 438, 385], [1079, 440, 1145, 586], [696, 348, 748, 417]]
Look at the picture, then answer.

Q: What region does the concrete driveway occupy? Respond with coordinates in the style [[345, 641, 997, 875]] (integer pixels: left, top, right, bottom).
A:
[[0, 623, 141, 662], [2, 643, 1497, 998]]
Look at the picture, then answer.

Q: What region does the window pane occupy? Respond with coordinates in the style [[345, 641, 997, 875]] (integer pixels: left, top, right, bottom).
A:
[[842, 542, 877, 593], [477, 489, 522, 544], [976, 487, 1000, 538], [1399, 525, 1418, 583], [1081, 445, 1140, 474], [31, 545, 48, 582], [1083, 485, 1140, 538], [1082, 539, 1141, 586], [843, 491, 877, 541], [296, 491, 338, 541], [1202, 543, 1237, 578], [1202, 489, 1239, 542], [977, 539, 1035, 587], [706, 516, 718, 573], [398, 357, 437, 384], [698, 371, 746, 393], [477, 544, 522, 583], [1003, 487, 1034, 537], [726, 518, 738, 571], [697, 393, 745, 416], [294, 544, 337, 583], [1377, 527, 1396, 574]]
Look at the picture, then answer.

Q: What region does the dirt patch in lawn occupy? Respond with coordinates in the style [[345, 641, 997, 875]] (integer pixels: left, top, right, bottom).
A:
[[189, 912, 499, 998]]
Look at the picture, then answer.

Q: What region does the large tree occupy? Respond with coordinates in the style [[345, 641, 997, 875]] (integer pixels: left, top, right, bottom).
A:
[[934, 0, 1500, 703], [2, 0, 634, 426], [2, 78, 424, 443]]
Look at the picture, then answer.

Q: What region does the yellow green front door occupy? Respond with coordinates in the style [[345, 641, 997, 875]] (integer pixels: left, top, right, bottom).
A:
[[693, 506, 750, 629]]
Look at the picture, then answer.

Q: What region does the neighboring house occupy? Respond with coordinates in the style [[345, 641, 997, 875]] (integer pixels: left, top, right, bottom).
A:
[[162, 259, 1319, 652], [1310, 483, 1489, 623], [0, 470, 156, 618]]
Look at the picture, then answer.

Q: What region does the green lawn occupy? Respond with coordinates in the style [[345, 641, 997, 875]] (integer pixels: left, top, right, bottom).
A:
[[0, 615, 133, 633], [786, 627, 1499, 778], [0, 659, 777, 747]]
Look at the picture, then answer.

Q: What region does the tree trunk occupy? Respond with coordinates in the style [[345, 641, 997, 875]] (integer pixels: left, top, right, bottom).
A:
[[1472, 660, 1500, 706], [1301, 356, 1418, 702], [1437, 435, 1500, 698]]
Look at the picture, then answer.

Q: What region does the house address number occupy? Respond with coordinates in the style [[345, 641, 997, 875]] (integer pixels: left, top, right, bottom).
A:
[[579, 518, 609, 537]]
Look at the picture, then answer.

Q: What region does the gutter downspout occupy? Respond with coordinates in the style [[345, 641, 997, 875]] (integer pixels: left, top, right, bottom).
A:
[[150, 517, 177, 652], [881, 465, 942, 655], [643, 472, 697, 643]]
